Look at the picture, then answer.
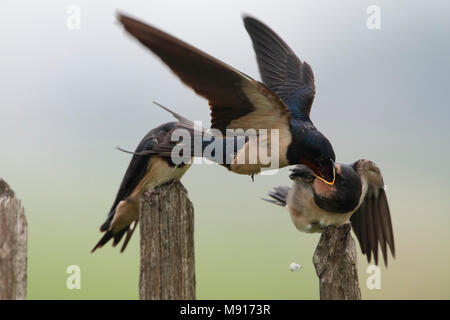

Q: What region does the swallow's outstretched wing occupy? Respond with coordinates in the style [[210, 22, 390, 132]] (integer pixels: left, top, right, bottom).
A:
[[350, 162, 395, 266], [117, 14, 291, 134], [243, 16, 315, 118]]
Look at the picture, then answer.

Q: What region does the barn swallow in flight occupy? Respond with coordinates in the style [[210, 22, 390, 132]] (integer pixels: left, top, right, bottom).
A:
[[265, 160, 395, 266], [117, 14, 336, 184], [92, 122, 191, 252]]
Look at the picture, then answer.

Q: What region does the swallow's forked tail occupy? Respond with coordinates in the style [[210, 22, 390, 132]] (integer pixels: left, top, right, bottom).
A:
[[91, 213, 139, 253], [263, 186, 290, 206]]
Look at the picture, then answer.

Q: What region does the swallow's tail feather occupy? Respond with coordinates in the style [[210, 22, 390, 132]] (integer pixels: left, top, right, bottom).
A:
[[263, 185, 290, 206], [120, 220, 138, 253], [91, 223, 136, 253], [91, 230, 114, 253], [92, 202, 139, 253]]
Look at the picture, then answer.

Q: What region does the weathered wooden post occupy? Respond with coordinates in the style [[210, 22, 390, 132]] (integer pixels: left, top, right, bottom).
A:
[[313, 224, 361, 300], [139, 181, 195, 300], [0, 178, 27, 300]]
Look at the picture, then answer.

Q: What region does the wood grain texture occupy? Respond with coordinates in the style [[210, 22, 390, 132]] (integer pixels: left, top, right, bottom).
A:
[[0, 178, 27, 300], [313, 224, 361, 300], [139, 181, 195, 300]]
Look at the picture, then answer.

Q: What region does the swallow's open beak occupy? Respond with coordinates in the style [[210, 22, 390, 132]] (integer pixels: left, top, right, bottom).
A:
[[314, 160, 336, 185]]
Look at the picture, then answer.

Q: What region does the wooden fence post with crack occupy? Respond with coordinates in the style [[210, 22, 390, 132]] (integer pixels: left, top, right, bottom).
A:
[[313, 224, 361, 300], [139, 181, 195, 300], [0, 178, 27, 300]]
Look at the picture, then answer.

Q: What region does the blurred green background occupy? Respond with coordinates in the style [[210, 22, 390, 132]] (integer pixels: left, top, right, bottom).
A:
[[1, 0, 449, 299]]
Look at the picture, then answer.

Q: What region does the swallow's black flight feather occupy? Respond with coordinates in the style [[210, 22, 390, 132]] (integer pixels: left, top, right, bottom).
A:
[[244, 16, 315, 118]]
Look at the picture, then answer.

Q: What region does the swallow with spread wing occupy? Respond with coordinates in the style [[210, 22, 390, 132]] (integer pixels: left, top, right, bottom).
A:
[[91, 122, 191, 252], [265, 160, 395, 266], [117, 14, 336, 184]]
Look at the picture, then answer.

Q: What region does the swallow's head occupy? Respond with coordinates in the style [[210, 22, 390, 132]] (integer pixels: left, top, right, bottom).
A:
[[296, 131, 336, 185]]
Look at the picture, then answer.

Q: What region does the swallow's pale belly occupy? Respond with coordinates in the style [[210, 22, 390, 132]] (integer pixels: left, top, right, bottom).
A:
[[137, 157, 191, 196], [286, 182, 355, 233], [230, 127, 292, 175], [110, 157, 191, 232]]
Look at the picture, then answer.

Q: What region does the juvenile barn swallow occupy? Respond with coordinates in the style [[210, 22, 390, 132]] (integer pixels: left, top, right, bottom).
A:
[[92, 122, 191, 252], [265, 160, 395, 266], [117, 14, 336, 184]]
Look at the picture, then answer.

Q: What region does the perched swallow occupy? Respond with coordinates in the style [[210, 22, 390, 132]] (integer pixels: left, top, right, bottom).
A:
[[92, 122, 191, 252], [265, 160, 395, 266], [117, 14, 336, 183]]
